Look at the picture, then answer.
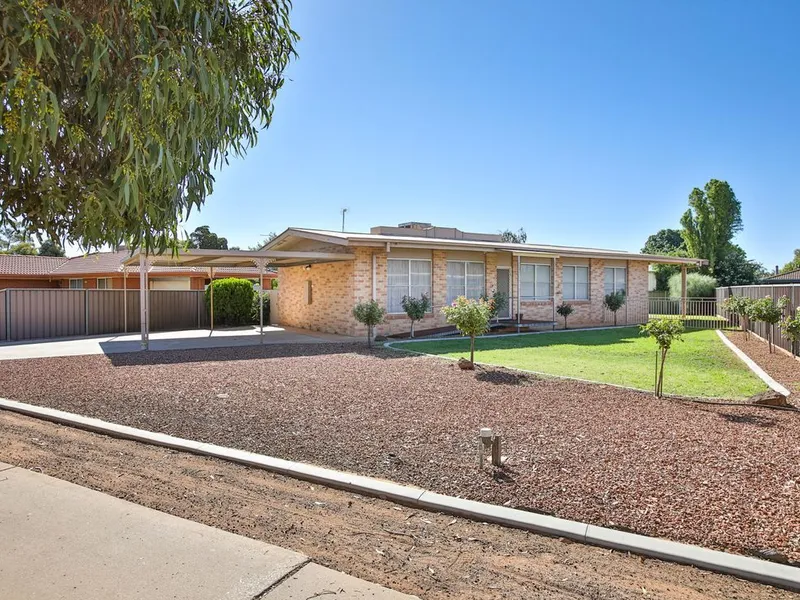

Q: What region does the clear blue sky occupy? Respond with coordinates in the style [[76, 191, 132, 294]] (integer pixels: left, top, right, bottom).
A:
[[185, 0, 799, 269]]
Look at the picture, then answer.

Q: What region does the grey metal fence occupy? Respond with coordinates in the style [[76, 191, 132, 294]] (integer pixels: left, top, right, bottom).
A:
[[0, 289, 211, 342], [717, 284, 800, 355]]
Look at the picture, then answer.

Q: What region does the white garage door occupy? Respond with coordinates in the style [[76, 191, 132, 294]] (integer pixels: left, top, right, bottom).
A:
[[150, 278, 192, 290]]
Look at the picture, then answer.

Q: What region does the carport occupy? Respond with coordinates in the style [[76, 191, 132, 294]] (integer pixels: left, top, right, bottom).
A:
[[124, 248, 355, 349]]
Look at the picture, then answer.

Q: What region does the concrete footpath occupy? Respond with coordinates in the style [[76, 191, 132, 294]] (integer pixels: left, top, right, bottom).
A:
[[0, 462, 415, 600]]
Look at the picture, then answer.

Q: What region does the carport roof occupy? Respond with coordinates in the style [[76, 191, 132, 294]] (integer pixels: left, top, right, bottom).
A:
[[123, 248, 355, 269]]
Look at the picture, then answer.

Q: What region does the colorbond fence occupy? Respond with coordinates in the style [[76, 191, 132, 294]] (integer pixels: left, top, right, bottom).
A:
[[717, 284, 800, 356], [0, 289, 210, 342]]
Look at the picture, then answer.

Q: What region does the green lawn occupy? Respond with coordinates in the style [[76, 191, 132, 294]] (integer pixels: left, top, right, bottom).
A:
[[396, 327, 766, 399]]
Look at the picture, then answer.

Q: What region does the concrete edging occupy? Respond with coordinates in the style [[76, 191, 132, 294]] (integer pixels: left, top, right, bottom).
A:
[[716, 330, 792, 397], [1, 397, 799, 592]]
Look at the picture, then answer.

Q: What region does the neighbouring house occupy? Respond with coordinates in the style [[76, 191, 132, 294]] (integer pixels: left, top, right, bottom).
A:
[[0, 249, 276, 291], [264, 223, 704, 337], [761, 268, 800, 285]]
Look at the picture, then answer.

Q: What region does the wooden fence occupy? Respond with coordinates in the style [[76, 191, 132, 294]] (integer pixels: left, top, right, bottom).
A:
[[716, 284, 800, 355], [0, 289, 210, 342]]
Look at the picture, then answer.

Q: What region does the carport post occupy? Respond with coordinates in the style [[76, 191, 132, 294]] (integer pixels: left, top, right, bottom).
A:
[[209, 267, 215, 332], [122, 265, 128, 333], [139, 254, 149, 350], [254, 258, 268, 344], [680, 264, 687, 318]]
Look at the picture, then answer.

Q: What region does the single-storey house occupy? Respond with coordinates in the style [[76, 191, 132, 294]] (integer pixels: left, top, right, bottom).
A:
[[265, 222, 704, 337], [0, 249, 276, 291], [761, 268, 800, 285]]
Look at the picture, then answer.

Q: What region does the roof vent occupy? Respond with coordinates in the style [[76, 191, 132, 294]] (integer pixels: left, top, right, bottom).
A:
[[397, 222, 432, 230]]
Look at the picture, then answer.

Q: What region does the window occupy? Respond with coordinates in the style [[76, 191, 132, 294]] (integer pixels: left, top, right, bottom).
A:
[[446, 261, 484, 304], [563, 266, 589, 300], [387, 259, 432, 313], [68, 279, 83, 289], [96, 277, 111, 289], [520, 264, 551, 300], [604, 267, 626, 295]]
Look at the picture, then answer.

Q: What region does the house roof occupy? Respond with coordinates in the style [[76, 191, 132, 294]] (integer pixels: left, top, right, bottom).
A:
[[264, 228, 707, 266], [762, 268, 800, 283], [0, 254, 69, 276], [0, 250, 275, 278]]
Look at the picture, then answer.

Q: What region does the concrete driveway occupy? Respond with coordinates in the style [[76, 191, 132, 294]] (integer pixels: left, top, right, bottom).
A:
[[0, 462, 414, 600], [0, 326, 356, 361]]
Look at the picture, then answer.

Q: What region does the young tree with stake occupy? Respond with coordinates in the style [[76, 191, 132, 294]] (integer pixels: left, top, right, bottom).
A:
[[748, 296, 790, 353], [352, 300, 386, 348], [441, 297, 492, 368], [401, 294, 431, 338], [603, 291, 626, 326], [640, 319, 685, 397], [556, 302, 574, 329]]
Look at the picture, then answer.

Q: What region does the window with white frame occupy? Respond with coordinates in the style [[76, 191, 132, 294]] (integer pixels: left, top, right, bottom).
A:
[[520, 264, 551, 300], [604, 267, 626, 295], [68, 278, 83, 289], [387, 259, 432, 314], [96, 277, 111, 289], [563, 265, 589, 300], [446, 261, 484, 304]]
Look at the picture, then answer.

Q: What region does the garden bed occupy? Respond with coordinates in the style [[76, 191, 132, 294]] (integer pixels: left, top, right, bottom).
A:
[[0, 343, 798, 563]]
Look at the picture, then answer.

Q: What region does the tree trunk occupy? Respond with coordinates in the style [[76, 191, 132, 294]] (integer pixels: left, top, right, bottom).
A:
[[613, 312, 617, 326], [410, 321, 415, 338], [470, 336, 475, 365], [367, 325, 372, 348], [564, 316, 568, 330], [657, 348, 667, 397]]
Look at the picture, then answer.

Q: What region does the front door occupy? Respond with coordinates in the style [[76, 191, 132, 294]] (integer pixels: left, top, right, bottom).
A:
[[496, 268, 512, 319]]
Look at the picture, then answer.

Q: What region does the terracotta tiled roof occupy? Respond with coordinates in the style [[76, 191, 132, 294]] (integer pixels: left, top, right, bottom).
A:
[[0, 254, 69, 276]]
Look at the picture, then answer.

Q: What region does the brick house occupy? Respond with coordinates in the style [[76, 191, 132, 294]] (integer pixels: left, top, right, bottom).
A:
[[0, 250, 276, 291], [266, 223, 703, 337]]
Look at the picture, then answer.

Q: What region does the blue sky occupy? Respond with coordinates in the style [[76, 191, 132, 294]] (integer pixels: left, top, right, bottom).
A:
[[185, 0, 799, 268]]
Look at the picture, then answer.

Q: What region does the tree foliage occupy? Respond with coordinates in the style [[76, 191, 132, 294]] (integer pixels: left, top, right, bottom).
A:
[[37, 239, 65, 256], [721, 295, 754, 336], [641, 229, 686, 255], [556, 302, 574, 329], [781, 249, 800, 274], [680, 179, 742, 273], [480, 290, 508, 320], [640, 318, 684, 397], [602, 291, 626, 326], [747, 296, 789, 353], [714, 244, 764, 287], [0, 0, 297, 252], [441, 296, 492, 365], [668, 272, 717, 298], [189, 225, 228, 249], [500, 228, 527, 244], [401, 293, 430, 338], [352, 300, 386, 348], [780, 309, 800, 356]]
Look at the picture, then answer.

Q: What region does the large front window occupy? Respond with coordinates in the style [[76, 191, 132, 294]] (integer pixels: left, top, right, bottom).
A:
[[446, 261, 484, 304], [563, 266, 589, 300], [387, 259, 431, 314], [604, 267, 626, 295], [520, 264, 551, 300]]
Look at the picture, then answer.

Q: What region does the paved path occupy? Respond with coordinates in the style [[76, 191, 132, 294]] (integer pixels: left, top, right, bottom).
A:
[[0, 462, 414, 600], [0, 326, 356, 361]]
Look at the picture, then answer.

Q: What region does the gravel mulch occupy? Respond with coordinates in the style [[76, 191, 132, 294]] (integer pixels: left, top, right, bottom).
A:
[[725, 331, 800, 395], [0, 342, 798, 564]]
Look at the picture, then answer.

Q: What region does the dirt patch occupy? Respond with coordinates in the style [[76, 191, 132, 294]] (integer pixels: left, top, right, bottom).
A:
[[0, 342, 798, 563], [1, 412, 795, 600], [725, 331, 800, 394]]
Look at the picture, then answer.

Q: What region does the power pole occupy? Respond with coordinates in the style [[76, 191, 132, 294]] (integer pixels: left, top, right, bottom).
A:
[[341, 208, 348, 232]]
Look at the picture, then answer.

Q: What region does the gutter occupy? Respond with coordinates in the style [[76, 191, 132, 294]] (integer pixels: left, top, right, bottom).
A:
[[1, 397, 798, 592]]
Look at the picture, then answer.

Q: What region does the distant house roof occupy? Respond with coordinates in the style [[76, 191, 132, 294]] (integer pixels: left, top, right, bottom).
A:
[[0, 254, 69, 276], [0, 250, 275, 278], [762, 269, 800, 283]]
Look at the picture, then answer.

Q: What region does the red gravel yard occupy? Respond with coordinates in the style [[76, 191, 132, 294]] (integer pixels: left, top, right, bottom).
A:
[[0, 342, 798, 564]]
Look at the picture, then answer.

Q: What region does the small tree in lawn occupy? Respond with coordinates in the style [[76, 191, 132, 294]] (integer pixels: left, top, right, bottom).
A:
[[640, 319, 684, 397], [780, 309, 800, 357], [352, 300, 386, 348], [556, 302, 574, 329], [722, 295, 754, 339], [441, 297, 492, 368], [748, 296, 789, 353], [401, 294, 431, 338], [603, 291, 626, 326]]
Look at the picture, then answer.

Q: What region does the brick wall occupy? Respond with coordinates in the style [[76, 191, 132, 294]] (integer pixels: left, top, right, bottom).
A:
[[0, 278, 58, 290]]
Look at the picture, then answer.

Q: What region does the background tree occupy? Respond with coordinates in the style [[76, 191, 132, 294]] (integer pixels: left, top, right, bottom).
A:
[[352, 300, 386, 348], [500, 228, 527, 244], [667, 272, 717, 298], [248, 232, 278, 251], [556, 302, 574, 329], [189, 226, 228, 250], [401, 294, 431, 338], [641, 229, 687, 291], [0, 1, 296, 252], [748, 296, 789, 353], [37, 239, 65, 257], [640, 318, 684, 397], [680, 179, 742, 273], [603, 291, 626, 326], [441, 297, 492, 368], [714, 244, 765, 286], [781, 249, 800, 273]]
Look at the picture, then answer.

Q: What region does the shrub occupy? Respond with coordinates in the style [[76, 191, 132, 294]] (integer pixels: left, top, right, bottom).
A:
[[251, 292, 270, 325], [441, 297, 492, 367], [668, 272, 717, 298], [556, 302, 574, 329], [603, 291, 626, 326], [780, 309, 800, 356], [748, 296, 789, 353], [205, 278, 255, 326], [640, 318, 685, 397], [721, 295, 754, 336], [352, 300, 386, 348], [480, 290, 508, 321], [401, 294, 431, 338]]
